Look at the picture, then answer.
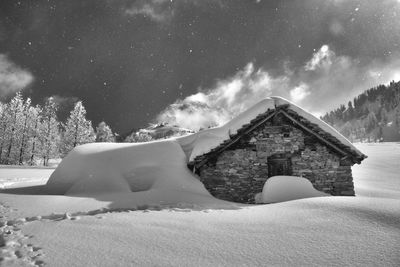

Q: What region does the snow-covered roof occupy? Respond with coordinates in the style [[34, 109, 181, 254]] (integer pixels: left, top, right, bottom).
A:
[[176, 96, 367, 163]]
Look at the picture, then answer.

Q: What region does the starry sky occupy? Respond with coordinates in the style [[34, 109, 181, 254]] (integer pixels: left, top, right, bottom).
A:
[[1, 0, 400, 133]]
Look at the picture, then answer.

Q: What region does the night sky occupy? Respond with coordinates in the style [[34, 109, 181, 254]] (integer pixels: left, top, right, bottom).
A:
[[1, 0, 400, 133]]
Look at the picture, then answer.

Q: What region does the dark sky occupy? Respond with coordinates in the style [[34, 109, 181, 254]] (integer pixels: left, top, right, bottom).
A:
[[1, 0, 400, 133]]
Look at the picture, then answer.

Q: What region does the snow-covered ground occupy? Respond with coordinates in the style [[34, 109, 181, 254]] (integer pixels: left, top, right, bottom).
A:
[[0, 166, 55, 189], [0, 142, 399, 266]]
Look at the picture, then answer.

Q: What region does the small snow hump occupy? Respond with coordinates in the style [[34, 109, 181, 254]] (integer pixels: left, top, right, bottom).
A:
[[259, 176, 328, 204]]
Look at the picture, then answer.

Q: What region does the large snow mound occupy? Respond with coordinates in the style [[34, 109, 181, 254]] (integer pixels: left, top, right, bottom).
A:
[[259, 176, 328, 204], [176, 96, 365, 162], [46, 141, 210, 198]]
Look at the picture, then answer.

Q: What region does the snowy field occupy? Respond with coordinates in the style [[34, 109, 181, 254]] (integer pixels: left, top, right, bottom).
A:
[[0, 142, 399, 266], [0, 166, 55, 190]]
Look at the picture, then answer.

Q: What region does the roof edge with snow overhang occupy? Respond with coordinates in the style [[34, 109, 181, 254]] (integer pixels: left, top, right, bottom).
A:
[[177, 97, 367, 168]]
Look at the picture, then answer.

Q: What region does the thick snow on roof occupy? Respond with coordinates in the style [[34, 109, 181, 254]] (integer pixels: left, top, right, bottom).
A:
[[176, 98, 275, 161], [272, 96, 365, 158], [177, 96, 365, 162]]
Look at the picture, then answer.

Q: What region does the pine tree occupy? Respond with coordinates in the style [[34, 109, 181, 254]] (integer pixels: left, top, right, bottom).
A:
[[365, 111, 378, 132], [61, 101, 95, 156], [28, 105, 42, 165], [395, 104, 400, 128], [17, 97, 33, 164], [380, 107, 388, 126], [95, 121, 115, 142], [346, 101, 354, 120], [0, 102, 8, 162], [39, 97, 60, 166], [4, 93, 24, 164], [124, 131, 153, 143]]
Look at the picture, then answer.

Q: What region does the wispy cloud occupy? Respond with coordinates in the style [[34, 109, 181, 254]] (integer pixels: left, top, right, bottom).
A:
[[157, 45, 400, 130], [49, 95, 79, 110], [0, 54, 34, 98], [305, 45, 334, 71], [157, 63, 291, 130], [124, 0, 174, 23], [123, 0, 222, 23], [298, 45, 400, 114]]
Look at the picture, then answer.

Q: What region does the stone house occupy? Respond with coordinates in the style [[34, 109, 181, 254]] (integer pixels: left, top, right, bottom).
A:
[[188, 102, 367, 204]]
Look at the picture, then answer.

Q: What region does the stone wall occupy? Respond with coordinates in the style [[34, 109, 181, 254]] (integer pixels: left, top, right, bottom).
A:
[[199, 148, 268, 203], [291, 144, 355, 196], [252, 125, 304, 158], [198, 120, 355, 203]]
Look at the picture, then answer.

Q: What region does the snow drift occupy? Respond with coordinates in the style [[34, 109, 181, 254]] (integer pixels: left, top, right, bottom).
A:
[[0, 143, 396, 267], [46, 141, 210, 198], [258, 176, 328, 204]]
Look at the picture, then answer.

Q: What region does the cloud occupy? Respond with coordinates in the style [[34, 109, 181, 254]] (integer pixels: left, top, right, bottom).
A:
[[305, 45, 334, 71], [157, 44, 400, 130], [48, 95, 79, 112], [124, 0, 174, 23], [0, 54, 34, 98], [123, 0, 222, 23], [297, 45, 400, 116], [157, 63, 291, 130], [290, 83, 310, 102]]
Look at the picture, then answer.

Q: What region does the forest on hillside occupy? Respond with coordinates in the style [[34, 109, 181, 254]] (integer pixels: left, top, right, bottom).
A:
[[321, 81, 400, 142]]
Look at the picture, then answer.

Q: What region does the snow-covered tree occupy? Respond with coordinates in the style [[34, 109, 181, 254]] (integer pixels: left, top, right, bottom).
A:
[[38, 97, 60, 166], [2, 93, 25, 164], [61, 101, 95, 156], [124, 131, 153, 143], [16, 97, 33, 164], [95, 121, 115, 142], [0, 101, 8, 162], [27, 105, 42, 165]]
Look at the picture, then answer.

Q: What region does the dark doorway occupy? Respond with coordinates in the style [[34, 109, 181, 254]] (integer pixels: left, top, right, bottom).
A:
[[268, 155, 292, 177]]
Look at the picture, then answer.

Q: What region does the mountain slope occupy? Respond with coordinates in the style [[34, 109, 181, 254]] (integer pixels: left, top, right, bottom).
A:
[[321, 81, 400, 142]]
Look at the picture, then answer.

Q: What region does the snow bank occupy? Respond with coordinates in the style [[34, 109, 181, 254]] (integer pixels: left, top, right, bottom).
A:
[[259, 176, 328, 204], [0, 143, 398, 267], [21, 196, 400, 267], [176, 96, 365, 162], [46, 141, 210, 198]]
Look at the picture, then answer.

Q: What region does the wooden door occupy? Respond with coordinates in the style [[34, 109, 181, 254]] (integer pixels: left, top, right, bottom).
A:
[[268, 157, 292, 177]]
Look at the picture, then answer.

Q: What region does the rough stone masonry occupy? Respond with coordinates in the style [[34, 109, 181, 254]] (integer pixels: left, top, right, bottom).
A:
[[196, 115, 355, 204]]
